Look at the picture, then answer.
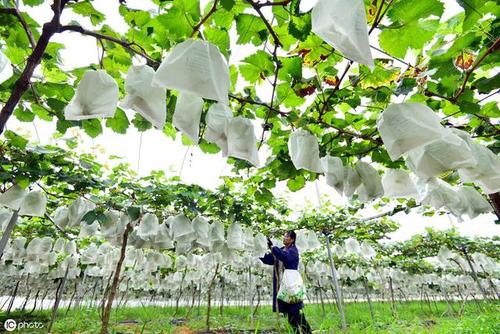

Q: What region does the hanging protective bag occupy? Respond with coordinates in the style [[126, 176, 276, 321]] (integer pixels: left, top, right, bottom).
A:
[[171, 214, 195, 240], [0, 50, 13, 85], [122, 65, 166, 129], [377, 103, 447, 161], [321, 156, 345, 190], [227, 222, 244, 250], [453, 130, 500, 194], [19, 191, 47, 217], [382, 168, 417, 198], [355, 162, 384, 201], [225, 116, 260, 166], [67, 197, 96, 228], [457, 186, 492, 219], [205, 102, 233, 155], [137, 213, 160, 239], [343, 166, 362, 197], [311, 0, 374, 68], [193, 215, 212, 248], [277, 269, 306, 304], [288, 130, 323, 173], [406, 129, 476, 180], [64, 70, 118, 120], [153, 39, 230, 104], [173, 92, 204, 144], [0, 184, 27, 210]]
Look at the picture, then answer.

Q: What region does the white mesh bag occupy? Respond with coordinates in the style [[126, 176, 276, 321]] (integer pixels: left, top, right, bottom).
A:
[[0, 184, 28, 210], [344, 166, 362, 197], [173, 92, 204, 143], [406, 130, 476, 180], [453, 130, 500, 194], [421, 180, 462, 216], [204, 102, 233, 155], [64, 70, 118, 120], [312, 0, 374, 68], [382, 168, 417, 198], [306, 231, 321, 251], [225, 116, 259, 166], [457, 186, 493, 219], [0, 50, 13, 85], [153, 39, 230, 104], [79, 220, 99, 238], [122, 65, 166, 129], [67, 198, 96, 228], [321, 155, 345, 190], [53, 207, 69, 228], [171, 214, 195, 240], [288, 130, 323, 173], [137, 213, 160, 238], [227, 222, 244, 250], [360, 241, 376, 260], [253, 233, 268, 254], [0, 208, 12, 232], [355, 162, 384, 201], [193, 215, 211, 248], [377, 103, 446, 161], [19, 191, 47, 217], [344, 238, 361, 255]]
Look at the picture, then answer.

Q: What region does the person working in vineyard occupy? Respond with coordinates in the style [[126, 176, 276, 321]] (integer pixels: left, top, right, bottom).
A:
[[259, 231, 312, 334]]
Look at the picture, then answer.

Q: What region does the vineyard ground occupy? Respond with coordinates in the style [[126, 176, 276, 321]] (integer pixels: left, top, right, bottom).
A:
[[1, 300, 499, 333]]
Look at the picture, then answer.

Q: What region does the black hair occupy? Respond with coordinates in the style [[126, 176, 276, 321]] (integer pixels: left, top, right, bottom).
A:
[[286, 230, 296, 244]]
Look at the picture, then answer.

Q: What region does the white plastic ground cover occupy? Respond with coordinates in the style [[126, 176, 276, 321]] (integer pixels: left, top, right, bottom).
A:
[[453, 130, 500, 194], [153, 39, 230, 104], [355, 162, 384, 201], [0, 50, 13, 85], [406, 129, 476, 180], [288, 130, 323, 173], [225, 116, 259, 166], [321, 156, 345, 190], [457, 186, 493, 219], [382, 168, 417, 198], [122, 65, 166, 129], [64, 70, 119, 120], [173, 92, 204, 144], [311, 0, 374, 68], [204, 102, 233, 155], [377, 103, 446, 161]]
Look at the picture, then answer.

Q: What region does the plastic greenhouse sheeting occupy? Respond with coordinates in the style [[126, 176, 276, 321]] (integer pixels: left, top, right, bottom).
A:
[[312, 0, 374, 68], [122, 65, 166, 129], [204, 102, 233, 155], [225, 116, 260, 166], [153, 39, 230, 104], [288, 130, 323, 173], [0, 50, 13, 85], [406, 129, 476, 180], [64, 70, 119, 120], [377, 103, 447, 161], [173, 92, 204, 144], [382, 168, 418, 198]]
